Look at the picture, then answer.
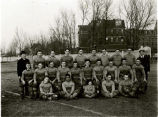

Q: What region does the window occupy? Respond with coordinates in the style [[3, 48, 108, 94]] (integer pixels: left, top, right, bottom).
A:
[[111, 29, 113, 34], [115, 20, 122, 26], [111, 37, 113, 43]]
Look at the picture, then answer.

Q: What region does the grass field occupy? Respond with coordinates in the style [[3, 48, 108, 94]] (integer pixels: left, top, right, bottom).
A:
[[1, 61, 157, 117]]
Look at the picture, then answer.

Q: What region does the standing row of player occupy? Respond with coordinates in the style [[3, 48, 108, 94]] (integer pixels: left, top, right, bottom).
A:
[[17, 48, 150, 100]]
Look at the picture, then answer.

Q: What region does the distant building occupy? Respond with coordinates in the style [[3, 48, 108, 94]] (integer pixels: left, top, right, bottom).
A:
[[78, 19, 126, 51], [138, 28, 157, 53]]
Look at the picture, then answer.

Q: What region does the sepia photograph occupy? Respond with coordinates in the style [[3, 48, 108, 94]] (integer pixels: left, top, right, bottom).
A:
[[1, 0, 157, 116]]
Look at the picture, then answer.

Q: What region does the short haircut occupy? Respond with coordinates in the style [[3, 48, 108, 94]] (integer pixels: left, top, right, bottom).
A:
[[65, 74, 71, 78], [20, 51, 26, 55]]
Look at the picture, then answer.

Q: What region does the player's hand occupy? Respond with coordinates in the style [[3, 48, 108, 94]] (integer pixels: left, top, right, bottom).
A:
[[34, 80, 37, 85], [28, 80, 32, 84], [22, 80, 25, 85], [114, 79, 117, 82], [144, 79, 147, 82], [135, 78, 138, 82]]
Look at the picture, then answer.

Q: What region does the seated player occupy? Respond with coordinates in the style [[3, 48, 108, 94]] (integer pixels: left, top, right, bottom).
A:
[[45, 62, 59, 92], [71, 61, 82, 96], [39, 77, 58, 100], [132, 59, 147, 93], [33, 63, 46, 98], [93, 59, 104, 91], [101, 74, 118, 98], [60, 74, 78, 100], [20, 62, 34, 99], [119, 75, 137, 98], [83, 80, 97, 98]]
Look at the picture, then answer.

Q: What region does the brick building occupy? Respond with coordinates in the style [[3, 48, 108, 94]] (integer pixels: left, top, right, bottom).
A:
[[78, 19, 127, 51]]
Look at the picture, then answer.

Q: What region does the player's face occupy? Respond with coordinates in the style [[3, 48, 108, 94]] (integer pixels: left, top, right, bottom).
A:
[[140, 51, 144, 56], [97, 61, 101, 65], [38, 63, 43, 69], [115, 50, 120, 54], [127, 49, 132, 54], [37, 52, 42, 57], [102, 50, 106, 54], [88, 81, 92, 85], [73, 63, 78, 68], [65, 50, 69, 55], [122, 60, 127, 65], [21, 54, 26, 59], [66, 76, 71, 82], [85, 61, 90, 66], [26, 64, 31, 69], [61, 62, 66, 67], [49, 62, 54, 67], [109, 62, 113, 66], [124, 75, 129, 80], [106, 75, 111, 80], [136, 60, 140, 65], [50, 51, 55, 57], [79, 50, 83, 55], [92, 50, 96, 55], [44, 77, 49, 83]]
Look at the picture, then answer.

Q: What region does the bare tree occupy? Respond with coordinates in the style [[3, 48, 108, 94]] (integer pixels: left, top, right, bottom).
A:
[[49, 10, 77, 50], [122, 0, 155, 29], [78, 0, 113, 23], [13, 28, 28, 52], [121, 0, 156, 49], [78, 0, 90, 25]]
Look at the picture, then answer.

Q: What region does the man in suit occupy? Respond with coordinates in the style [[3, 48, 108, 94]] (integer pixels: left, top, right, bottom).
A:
[[137, 49, 150, 81]]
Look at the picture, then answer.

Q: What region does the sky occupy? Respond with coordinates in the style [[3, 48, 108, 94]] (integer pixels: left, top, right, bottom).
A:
[[1, 0, 156, 51]]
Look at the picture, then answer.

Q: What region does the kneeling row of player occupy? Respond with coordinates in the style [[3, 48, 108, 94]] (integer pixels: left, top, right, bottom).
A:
[[20, 64, 147, 100]]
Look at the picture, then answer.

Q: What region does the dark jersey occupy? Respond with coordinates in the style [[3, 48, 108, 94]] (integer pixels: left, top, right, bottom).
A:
[[111, 54, 122, 67], [57, 67, 70, 82], [21, 69, 34, 82], [60, 55, 73, 68], [33, 56, 45, 69], [101, 54, 110, 66], [93, 65, 104, 80], [88, 55, 100, 67], [82, 67, 93, 80], [46, 67, 58, 81], [118, 65, 131, 80], [75, 55, 87, 68], [71, 67, 81, 83], [17, 58, 30, 77], [132, 64, 145, 82], [46, 56, 60, 67], [34, 68, 46, 83], [104, 66, 117, 81], [124, 53, 136, 66]]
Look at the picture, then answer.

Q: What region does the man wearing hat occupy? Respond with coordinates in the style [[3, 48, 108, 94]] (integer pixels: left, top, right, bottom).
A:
[[137, 49, 150, 81], [17, 51, 30, 99], [124, 48, 136, 67]]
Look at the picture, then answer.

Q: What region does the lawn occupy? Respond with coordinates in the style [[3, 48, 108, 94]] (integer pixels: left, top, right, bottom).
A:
[[1, 61, 157, 117]]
